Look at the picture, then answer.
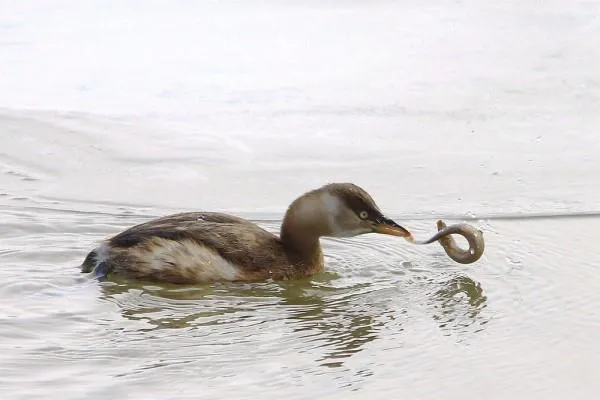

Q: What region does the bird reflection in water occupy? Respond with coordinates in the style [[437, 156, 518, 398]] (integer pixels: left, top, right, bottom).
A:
[[97, 268, 488, 368], [277, 277, 387, 369]]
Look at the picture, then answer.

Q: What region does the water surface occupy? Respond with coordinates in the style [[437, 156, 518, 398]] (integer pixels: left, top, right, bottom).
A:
[[2, 203, 599, 399], [1, 1, 599, 399]]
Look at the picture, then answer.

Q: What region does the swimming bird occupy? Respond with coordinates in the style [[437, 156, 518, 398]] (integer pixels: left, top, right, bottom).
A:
[[81, 183, 411, 283]]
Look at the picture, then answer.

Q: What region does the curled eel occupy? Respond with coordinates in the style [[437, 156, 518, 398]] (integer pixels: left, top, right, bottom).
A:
[[407, 220, 485, 264]]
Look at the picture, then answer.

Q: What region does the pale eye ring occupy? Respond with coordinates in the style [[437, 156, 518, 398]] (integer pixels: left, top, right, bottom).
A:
[[359, 211, 369, 220]]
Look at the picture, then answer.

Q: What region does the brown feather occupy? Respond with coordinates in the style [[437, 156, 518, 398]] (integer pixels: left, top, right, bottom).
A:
[[81, 183, 395, 284], [98, 212, 323, 283]]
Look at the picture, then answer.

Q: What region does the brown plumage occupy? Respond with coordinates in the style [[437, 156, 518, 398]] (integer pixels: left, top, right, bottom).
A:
[[81, 183, 411, 283]]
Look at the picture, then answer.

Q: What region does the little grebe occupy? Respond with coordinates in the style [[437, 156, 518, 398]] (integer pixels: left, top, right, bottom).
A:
[[81, 183, 411, 283]]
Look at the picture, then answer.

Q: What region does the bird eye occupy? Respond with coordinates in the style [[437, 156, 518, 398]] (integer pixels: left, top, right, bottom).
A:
[[359, 211, 368, 219]]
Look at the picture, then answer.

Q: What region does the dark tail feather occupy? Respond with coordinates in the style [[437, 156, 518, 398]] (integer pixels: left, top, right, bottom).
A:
[[81, 249, 110, 280], [81, 250, 97, 273], [95, 261, 109, 281]]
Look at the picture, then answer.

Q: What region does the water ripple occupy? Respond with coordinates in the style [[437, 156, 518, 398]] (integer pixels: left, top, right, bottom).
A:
[[2, 206, 599, 399]]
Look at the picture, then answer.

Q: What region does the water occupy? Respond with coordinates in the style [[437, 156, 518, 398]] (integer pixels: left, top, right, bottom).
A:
[[1, 1, 600, 399]]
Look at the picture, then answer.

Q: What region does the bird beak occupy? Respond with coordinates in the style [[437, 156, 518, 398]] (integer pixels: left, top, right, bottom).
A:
[[372, 216, 412, 238]]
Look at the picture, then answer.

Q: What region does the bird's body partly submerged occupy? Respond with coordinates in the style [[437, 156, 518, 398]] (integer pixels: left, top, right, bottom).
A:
[[81, 183, 411, 283], [82, 212, 323, 283]]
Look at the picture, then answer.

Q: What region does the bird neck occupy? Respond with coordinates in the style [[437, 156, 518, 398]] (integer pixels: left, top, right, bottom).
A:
[[280, 195, 326, 264]]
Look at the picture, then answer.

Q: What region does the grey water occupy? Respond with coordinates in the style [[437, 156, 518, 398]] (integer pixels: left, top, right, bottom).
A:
[[1, 1, 600, 399]]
